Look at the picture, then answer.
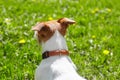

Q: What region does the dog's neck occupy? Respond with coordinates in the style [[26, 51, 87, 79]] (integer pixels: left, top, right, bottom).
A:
[[41, 30, 68, 53]]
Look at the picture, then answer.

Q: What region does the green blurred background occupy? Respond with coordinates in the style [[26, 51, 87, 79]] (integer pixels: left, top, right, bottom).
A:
[[0, 0, 120, 80]]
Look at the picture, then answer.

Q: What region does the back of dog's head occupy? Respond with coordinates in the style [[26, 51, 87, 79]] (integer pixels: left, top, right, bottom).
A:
[[32, 18, 75, 43]]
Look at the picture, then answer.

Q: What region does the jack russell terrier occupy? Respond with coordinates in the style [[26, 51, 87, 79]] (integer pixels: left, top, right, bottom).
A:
[[32, 18, 86, 80]]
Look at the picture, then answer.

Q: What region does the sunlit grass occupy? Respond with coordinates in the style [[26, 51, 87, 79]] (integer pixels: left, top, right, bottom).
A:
[[0, 0, 120, 80]]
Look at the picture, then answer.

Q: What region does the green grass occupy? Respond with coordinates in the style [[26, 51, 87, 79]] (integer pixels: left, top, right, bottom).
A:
[[0, 0, 120, 80]]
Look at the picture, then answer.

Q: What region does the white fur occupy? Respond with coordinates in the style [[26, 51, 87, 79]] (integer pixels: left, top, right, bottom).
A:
[[41, 30, 68, 53], [35, 30, 86, 80]]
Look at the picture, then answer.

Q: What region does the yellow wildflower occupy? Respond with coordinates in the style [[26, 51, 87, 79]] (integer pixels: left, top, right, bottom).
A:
[[91, 10, 96, 14], [91, 8, 99, 14], [48, 17, 53, 20], [31, 0, 37, 2], [103, 50, 110, 55], [106, 8, 111, 12], [92, 35, 96, 39], [95, 8, 99, 12], [19, 39, 26, 44], [102, 37, 107, 42]]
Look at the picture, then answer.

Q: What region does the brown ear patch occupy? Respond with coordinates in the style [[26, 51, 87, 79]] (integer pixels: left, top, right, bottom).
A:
[[31, 22, 44, 31], [57, 18, 75, 36], [36, 24, 54, 42], [57, 18, 75, 24]]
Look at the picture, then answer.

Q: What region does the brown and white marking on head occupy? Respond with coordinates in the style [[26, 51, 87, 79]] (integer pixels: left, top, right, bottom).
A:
[[32, 18, 75, 42], [32, 18, 75, 53]]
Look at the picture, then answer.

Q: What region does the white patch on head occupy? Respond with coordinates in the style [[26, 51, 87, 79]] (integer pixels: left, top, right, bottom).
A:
[[34, 31, 39, 43], [34, 31, 37, 38], [41, 30, 68, 53]]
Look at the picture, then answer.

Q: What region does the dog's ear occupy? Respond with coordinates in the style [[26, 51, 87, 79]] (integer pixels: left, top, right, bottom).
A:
[[32, 23, 51, 32], [57, 18, 75, 25], [57, 18, 75, 36], [31, 22, 45, 31]]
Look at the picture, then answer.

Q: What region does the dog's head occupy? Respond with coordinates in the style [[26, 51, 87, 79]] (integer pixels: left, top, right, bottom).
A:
[[32, 18, 75, 43]]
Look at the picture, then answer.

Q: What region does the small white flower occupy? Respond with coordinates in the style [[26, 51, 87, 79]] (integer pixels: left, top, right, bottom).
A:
[[89, 39, 93, 44], [4, 18, 11, 25]]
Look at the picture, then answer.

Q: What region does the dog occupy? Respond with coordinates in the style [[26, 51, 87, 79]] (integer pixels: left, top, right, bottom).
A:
[[32, 18, 86, 80]]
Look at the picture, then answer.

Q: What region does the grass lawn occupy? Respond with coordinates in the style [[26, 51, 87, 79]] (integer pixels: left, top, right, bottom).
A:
[[0, 0, 120, 80]]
